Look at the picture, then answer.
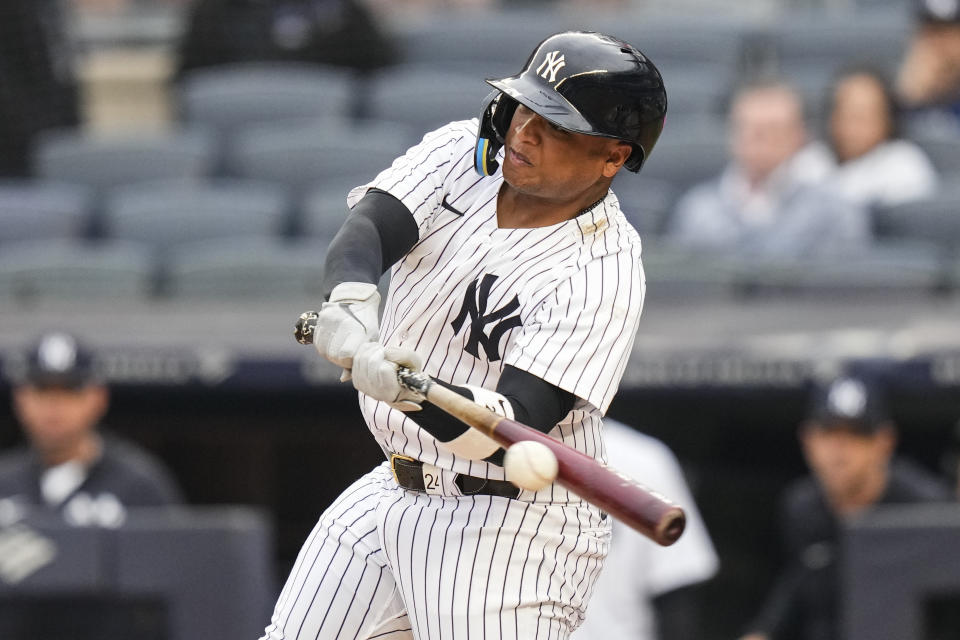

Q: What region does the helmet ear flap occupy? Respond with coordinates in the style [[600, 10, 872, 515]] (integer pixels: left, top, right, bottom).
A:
[[474, 91, 519, 176], [623, 144, 645, 173]]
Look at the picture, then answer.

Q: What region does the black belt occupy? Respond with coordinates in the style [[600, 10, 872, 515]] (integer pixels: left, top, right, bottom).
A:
[[390, 454, 520, 499]]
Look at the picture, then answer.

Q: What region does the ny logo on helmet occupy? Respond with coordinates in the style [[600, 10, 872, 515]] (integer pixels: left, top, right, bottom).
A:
[[536, 51, 566, 83]]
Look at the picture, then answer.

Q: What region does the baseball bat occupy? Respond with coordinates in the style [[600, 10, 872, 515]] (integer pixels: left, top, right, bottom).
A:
[[294, 311, 686, 546]]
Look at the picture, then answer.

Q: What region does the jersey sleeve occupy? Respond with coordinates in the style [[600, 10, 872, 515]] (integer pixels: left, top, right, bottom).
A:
[[346, 120, 478, 232], [504, 247, 645, 414]]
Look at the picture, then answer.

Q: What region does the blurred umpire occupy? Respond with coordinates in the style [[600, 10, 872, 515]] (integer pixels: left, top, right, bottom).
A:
[[739, 372, 953, 640], [0, 332, 182, 527]]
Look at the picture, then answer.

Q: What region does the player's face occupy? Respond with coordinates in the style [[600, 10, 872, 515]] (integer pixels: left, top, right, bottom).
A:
[[830, 74, 892, 163], [501, 104, 630, 204], [13, 385, 107, 460], [800, 424, 894, 508]]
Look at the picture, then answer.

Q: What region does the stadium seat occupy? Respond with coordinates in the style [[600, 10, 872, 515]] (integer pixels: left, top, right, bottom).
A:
[[612, 175, 679, 237], [734, 242, 945, 297], [608, 16, 749, 81], [0, 180, 94, 244], [32, 128, 217, 191], [177, 62, 357, 134], [393, 10, 568, 77], [393, 10, 748, 81], [164, 237, 327, 299], [298, 179, 364, 242], [640, 242, 739, 300], [657, 69, 733, 125], [364, 65, 491, 133], [103, 180, 290, 251], [227, 118, 414, 191], [636, 122, 728, 194], [763, 10, 911, 75], [873, 188, 960, 252], [911, 135, 960, 175], [0, 239, 155, 301]]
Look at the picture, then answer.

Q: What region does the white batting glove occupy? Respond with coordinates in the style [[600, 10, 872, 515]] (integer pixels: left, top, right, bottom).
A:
[[351, 342, 425, 411], [313, 282, 380, 381]]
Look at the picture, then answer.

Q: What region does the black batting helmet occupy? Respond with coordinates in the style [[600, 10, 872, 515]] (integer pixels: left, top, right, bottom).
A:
[[474, 31, 668, 176]]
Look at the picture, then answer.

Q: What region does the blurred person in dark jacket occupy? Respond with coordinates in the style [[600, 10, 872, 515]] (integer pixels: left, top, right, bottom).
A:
[[0, 332, 183, 528], [738, 372, 953, 640], [176, 0, 399, 77], [898, 0, 960, 133], [0, 0, 79, 176]]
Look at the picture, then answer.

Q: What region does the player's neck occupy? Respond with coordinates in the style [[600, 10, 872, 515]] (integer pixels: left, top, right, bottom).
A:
[[497, 184, 610, 229], [40, 431, 102, 468]]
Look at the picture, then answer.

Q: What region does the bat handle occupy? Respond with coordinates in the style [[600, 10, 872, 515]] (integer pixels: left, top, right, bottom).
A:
[[398, 366, 433, 396], [295, 313, 431, 395], [295, 311, 319, 345]]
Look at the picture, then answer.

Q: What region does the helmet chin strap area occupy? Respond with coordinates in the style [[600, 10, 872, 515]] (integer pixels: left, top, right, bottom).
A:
[[474, 91, 518, 176]]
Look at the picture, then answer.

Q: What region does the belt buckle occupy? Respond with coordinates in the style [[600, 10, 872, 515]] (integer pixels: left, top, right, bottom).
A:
[[390, 453, 416, 484]]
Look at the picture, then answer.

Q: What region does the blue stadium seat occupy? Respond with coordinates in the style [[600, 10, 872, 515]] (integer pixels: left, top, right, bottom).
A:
[[612, 175, 679, 237], [636, 121, 728, 194], [764, 10, 911, 74], [227, 118, 414, 191], [639, 242, 740, 300], [298, 179, 363, 242], [911, 135, 960, 175], [734, 242, 945, 297], [32, 128, 217, 191], [103, 180, 290, 251], [0, 239, 155, 301], [0, 180, 94, 244], [177, 62, 357, 134], [164, 237, 326, 299], [364, 65, 490, 134], [393, 10, 567, 78], [873, 187, 960, 251]]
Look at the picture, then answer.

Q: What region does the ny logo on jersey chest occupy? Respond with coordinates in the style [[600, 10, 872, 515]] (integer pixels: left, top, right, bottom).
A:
[[450, 274, 521, 362]]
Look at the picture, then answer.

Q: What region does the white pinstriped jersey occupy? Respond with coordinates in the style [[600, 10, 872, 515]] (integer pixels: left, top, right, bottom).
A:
[[348, 120, 646, 494], [262, 119, 646, 640]]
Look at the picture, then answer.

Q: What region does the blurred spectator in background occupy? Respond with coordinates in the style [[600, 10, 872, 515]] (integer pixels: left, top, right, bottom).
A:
[[575, 419, 718, 640], [738, 373, 953, 640], [794, 67, 938, 210], [0, 332, 183, 528], [176, 0, 399, 78], [667, 81, 870, 258], [0, 0, 79, 177], [897, 0, 960, 133]]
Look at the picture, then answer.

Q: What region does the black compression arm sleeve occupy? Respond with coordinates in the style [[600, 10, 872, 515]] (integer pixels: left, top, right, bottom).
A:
[[411, 366, 576, 463], [319, 188, 419, 300]]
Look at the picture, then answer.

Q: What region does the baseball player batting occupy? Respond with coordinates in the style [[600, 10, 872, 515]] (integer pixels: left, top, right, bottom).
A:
[[261, 31, 668, 640]]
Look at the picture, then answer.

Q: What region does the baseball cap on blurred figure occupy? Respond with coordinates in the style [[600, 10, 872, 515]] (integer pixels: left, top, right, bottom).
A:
[[916, 0, 960, 23], [806, 374, 891, 434], [17, 332, 98, 389]]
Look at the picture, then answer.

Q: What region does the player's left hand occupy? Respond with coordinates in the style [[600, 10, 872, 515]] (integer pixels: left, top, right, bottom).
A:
[[351, 342, 425, 411], [313, 282, 381, 381]]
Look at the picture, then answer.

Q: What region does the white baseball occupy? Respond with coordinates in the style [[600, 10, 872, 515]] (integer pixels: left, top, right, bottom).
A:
[[503, 440, 559, 491]]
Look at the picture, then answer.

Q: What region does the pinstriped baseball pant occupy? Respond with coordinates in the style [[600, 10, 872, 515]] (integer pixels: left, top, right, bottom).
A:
[[260, 462, 610, 640]]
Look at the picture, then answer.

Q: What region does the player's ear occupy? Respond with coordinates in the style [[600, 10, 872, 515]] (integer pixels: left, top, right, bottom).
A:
[[601, 141, 633, 178]]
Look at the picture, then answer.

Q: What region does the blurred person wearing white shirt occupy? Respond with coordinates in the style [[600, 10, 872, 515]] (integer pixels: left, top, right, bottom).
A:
[[575, 419, 719, 640], [668, 81, 870, 258], [794, 67, 938, 209]]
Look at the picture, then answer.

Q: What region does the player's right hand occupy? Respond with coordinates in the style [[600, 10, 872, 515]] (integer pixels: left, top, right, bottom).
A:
[[313, 282, 381, 381], [351, 342, 425, 411]]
